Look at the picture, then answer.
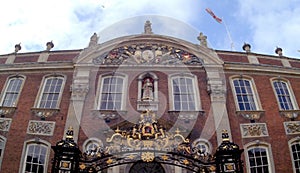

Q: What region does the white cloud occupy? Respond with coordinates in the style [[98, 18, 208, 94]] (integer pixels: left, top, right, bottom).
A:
[[98, 15, 200, 45], [237, 0, 300, 57], [7, 0, 300, 59], [0, 0, 203, 54]]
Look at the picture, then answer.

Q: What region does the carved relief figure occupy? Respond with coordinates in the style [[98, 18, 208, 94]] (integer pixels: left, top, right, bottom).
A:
[[133, 46, 142, 63], [155, 47, 162, 63], [142, 78, 154, 101]]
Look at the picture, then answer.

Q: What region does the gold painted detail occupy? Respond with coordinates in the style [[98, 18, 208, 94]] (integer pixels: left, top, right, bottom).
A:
[[127, 154, 136, 160], [105, 109, 189, 152], [106, 158, 114, 164], [81, 109, 217, 172], [62, 162, 69, 168], [0, 106, 16, 117], [240, 123, 268, 138], [224, 163, 235, 171], [161, 155, 169, 161], [31, 107, 59, 119], [280, 110, 300, 120], [182, 159, 189, 165], [79, 163, 86, 170], [141, 152, 155, 162], [236, 110, 265, 122], [59, 161, 71, 170], [208, 165, 216, 171]]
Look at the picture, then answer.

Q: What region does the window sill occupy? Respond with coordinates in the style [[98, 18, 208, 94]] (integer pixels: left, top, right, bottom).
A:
[[0, 106, 17, 117], [31, 107, 60, 120], [279, 110, 300, 120], [137, 100, 159, 111], [236, 110, 265, 122], [168, 110, 205, 122], [91, 110, 127, 122], [168, 110, 205, 114]]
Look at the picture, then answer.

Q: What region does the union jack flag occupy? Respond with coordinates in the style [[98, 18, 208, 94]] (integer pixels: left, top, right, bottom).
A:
[[205, 8, 222, 23]]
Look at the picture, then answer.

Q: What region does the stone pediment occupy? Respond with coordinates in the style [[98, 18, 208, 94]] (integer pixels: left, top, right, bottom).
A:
[[92, 43, 203, 65]]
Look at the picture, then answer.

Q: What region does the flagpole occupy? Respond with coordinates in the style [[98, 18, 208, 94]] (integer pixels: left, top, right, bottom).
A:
[[222, 18, 234, 51]]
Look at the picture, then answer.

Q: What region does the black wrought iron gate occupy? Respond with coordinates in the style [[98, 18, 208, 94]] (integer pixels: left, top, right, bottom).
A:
[[51, 110, 243, 173]]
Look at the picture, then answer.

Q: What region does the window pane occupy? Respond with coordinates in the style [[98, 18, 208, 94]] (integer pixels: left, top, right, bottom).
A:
[[174, 101, 181, 110], [25, 144, 47, 173], [99, 76, 124, 110], [107, 102, 114, 109], [100, 102, 107, 109], [172, 77, 196, 111], [233, 79, 257, 111], [273, 81, 294, 110], [173, 85, 180, 93], [1, 78, 23, 107], [39, 77, 63, 109], [248, 147, 269, 173], [291, 141, 300, 172]]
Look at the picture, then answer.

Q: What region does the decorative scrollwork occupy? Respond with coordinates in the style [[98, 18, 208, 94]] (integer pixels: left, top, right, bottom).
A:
[[31, 107, 59, 119], [93, 43, 203, 65], [236, 110, 265, 122], [284, 121, 300, 135], [27, 120, 55, 136], [240, 123, 269, 138], [0, 118, 12, 131], [79, 109, 216, 172], [0, 106, 17, 117]]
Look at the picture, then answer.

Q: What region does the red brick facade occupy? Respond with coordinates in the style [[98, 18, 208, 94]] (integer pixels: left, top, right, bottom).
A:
[[0, 36, 299, 173]]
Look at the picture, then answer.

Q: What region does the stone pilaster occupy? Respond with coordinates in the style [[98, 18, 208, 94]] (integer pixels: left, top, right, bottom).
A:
[[63, 68, 90, 141], [206, 64, 232, 145]]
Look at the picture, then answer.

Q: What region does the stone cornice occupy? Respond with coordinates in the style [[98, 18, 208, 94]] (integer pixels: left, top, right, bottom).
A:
[[224, 62, 300, 75], [0, 62, 73, 72], [216, 50, 296, 60], [0, 49, 82, 57]]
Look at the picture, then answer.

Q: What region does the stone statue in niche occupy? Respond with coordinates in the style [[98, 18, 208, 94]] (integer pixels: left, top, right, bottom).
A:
[[142, 78, 154, 101]]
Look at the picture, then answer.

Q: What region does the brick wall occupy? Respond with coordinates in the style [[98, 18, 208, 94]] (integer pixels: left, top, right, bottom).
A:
[[0, 70, 73, 172], [225, 72, 297, 172]]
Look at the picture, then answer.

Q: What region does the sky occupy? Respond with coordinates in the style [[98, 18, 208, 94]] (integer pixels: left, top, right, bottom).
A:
[[1, 0, 300, 58]]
